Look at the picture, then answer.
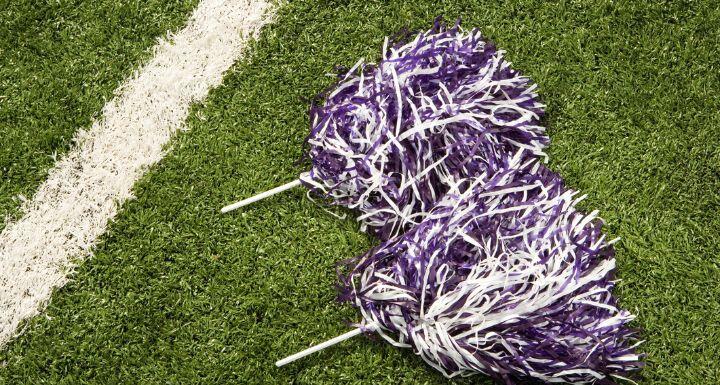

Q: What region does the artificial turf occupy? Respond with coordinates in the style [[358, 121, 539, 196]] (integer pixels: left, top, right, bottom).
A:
[[1, 0, 719, 384], [0, 0, 198, 228]]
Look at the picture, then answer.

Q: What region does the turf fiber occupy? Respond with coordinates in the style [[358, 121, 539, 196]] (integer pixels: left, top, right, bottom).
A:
[[1, 0, 719, 384], [0, 0, 198, 228]]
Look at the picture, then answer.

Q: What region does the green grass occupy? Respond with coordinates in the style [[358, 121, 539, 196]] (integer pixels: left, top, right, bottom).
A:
[[0, 0, 198, 226], [1, 0, 720, 384]]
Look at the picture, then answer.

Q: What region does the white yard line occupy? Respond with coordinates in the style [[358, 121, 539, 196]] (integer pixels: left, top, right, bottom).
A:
[[0, 0, 273, 348]]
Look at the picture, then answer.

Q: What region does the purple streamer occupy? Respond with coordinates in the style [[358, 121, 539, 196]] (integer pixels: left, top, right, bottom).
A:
[[339, 160, 643, 384], [292, 19, 643, 384], [301, 21, 547, 240]]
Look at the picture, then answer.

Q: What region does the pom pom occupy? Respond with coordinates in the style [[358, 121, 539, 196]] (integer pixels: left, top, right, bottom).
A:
[[339, 161, 643, 384], [302, 21, 547, 240]]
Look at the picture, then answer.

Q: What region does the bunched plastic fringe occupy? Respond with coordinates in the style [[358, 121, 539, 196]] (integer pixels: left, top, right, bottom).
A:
[[301, 20, 548, 240], [339, 159, 643, 384]]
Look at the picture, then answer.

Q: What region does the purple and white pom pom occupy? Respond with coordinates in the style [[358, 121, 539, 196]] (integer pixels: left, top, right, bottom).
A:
[[301, 21, 548, 240], [339, 160, 643, 384]]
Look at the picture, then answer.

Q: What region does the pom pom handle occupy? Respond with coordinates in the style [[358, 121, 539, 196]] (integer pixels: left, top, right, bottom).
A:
[[221, 178, 302, 213], [275, 323, 375, 367]]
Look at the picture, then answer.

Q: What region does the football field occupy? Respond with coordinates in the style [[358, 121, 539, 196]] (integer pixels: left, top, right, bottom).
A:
[[1, 1, 719, 383]]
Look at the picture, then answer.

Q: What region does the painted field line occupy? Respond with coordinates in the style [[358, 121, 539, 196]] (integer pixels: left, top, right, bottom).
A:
[[0, 0, 273, 348]]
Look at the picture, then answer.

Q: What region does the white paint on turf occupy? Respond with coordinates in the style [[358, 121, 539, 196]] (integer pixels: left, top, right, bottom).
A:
[[0, 0, 273, 348]]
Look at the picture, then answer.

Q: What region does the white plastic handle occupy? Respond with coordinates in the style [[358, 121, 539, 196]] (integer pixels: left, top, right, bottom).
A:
[[221, 178, 302, 213], [275, 324, 375, 367]]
